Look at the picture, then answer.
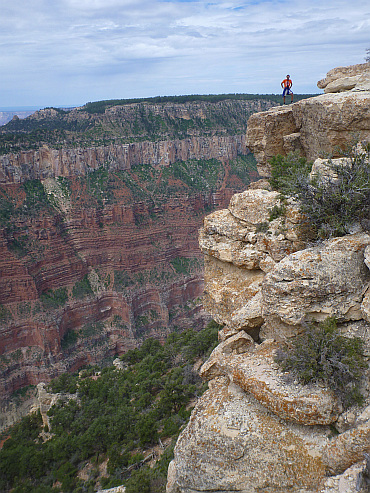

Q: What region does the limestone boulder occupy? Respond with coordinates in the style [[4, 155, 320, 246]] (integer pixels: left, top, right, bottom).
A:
[[293, 92, 370, 164], [317, 62, 370, 93], [322, 420, 370, 475], [262, 234, 370, 339], [199, 187, 308, 333], [202, 254, 264, 329], [199, 192, 305, 272], [201, 197, 304, 269], [318, 460, 368, 493], [309, 157, 350, 184], [228, 189, 280, 225], [229, 291, 264, 332], [168, 377, 329, 493], [199, 331, 255, 380]]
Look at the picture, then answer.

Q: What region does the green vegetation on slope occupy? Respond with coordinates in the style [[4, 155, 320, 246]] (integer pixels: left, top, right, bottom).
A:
[[0, 321, 221, 493], [81, 93, 317, 114]]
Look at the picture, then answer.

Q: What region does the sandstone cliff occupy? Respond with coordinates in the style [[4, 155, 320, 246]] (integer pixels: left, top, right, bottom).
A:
[[168, 64, 370, 493]]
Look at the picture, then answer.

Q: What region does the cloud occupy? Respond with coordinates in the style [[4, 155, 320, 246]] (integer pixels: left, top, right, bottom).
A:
[[0, 0, 369, 106]]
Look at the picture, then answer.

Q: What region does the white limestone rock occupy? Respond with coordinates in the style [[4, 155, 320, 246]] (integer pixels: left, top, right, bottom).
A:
[[262, 234, 370, 339], [169, 377, 330, 493]]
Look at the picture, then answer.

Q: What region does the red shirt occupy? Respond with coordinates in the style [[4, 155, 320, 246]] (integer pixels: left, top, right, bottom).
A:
[[282, 78, 292, 88]]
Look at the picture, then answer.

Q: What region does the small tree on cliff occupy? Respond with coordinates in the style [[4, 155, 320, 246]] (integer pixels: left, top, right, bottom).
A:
[[269, 145, 370, 239], [275, 317, 367, 408]]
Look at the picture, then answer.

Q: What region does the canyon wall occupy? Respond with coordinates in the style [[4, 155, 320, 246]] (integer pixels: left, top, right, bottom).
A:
[[168, 63, 370, 493], [0, 162, 250, 410], [0, 135, 246, 184], [0, 96, 267, 420]]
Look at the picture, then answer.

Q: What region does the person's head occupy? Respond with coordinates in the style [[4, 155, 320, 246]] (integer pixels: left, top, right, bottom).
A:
[[286, 75, 290, 79]]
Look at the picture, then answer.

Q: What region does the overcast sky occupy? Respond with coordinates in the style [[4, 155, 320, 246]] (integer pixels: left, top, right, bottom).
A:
[[0, 0, 369, 108]]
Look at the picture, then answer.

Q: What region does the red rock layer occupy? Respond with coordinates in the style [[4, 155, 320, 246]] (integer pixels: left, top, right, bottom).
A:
[[0, 180, 243, 397]]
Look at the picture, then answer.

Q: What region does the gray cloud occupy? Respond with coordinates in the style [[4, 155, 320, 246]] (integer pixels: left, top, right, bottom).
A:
[[0, 0, 369, 106]]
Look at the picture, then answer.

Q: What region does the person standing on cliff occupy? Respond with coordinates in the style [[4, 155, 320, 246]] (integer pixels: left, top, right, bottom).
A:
[[281, 75, 293, 104]]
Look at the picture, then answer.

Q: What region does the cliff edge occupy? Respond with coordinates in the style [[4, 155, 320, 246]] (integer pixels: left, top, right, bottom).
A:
[[167, 63, 370, 493], [246, 62, 370, 177]]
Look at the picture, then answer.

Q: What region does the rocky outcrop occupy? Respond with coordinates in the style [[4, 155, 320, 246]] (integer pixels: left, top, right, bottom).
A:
[[36, 382, 78, 429], [170, 186, 370, 493], [262, 234, 370, 339], [168, 65, 370, 493], [199, 189, 306, 335], [317, 62, 370, 93], [170, 377, 329, 493], [246, 64, 370, 176], [200, 338, 341, 425]]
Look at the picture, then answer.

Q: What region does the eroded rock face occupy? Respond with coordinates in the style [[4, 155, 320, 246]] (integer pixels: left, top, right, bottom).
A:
[[246, 62, 370, 176], [1, 166, 251, 403], [199, 190, 307, 335], [0, 135, 247, 185], [245, 106, 298, 176], [200, 339, 341, 426], [169, 377, 329, 493], [170, 107, 370, 493], [262, 234, 370, 339]]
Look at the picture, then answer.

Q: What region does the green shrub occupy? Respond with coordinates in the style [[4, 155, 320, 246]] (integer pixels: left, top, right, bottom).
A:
[[275, 317, 367, 408], [72, 274, 93, 299], [0, 304, 12, 322], [269, 152, 312, 195], [269, 203, 287, 221], [114, 269, 134, 290], [269, 146, 370, 239], [23, 179, 53, 214], [61, 330, 78, 350], [125, 467, 151, 493], [255, 221, 269, 233], [40, 287, 68, 309], [170, 256, 201, 274]]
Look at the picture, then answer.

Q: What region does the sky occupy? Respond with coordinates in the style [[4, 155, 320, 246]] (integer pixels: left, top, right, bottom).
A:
[[0, 0, 369, 108]]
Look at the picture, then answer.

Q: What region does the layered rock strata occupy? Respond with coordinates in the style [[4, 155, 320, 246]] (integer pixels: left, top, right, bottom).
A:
[[168, 65, 370, 493], [0, 135, 246, 185], [0, 149, 259, 414]]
